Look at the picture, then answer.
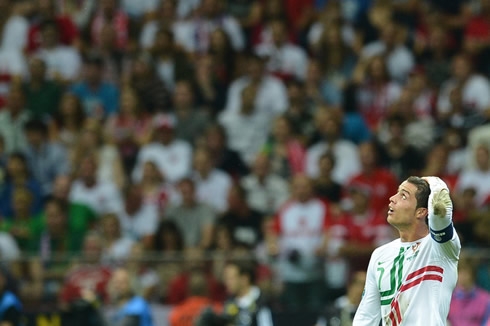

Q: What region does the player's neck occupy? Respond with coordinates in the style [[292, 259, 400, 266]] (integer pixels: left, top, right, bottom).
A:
[[398, 224, 429, 243]]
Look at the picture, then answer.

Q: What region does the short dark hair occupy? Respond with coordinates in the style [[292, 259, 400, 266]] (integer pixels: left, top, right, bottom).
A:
[[406, 176, 431, 210], [25, 119, 48, 135]]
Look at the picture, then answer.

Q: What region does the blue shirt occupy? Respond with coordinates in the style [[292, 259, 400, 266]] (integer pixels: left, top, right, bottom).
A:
[[0, 291, 22, 320], [113, 296, 153, 326], [70, 82, 120, 117]]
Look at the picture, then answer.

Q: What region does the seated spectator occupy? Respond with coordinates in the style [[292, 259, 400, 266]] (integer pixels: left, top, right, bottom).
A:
[[107, 267, 154, 326], [139, 160, 173, 215], [105, 87, 153, 174], [23, 57, 62, 119], [255, 19, 308, 81], [90, 0, 129, 50], [96, 25, 129, 85], [448, 257, 490, 326], [140, 0, 179, 50], [172, 80, 210, 144], [241, 153, 289, 216], [0, 153, 43, 218], [52, 93, 86, 148], [132, 114, 192, 183], [456, 144, 490, 208], [117, 184, 159, 246], [0, 267, 22, 326], [71, 54, 120, 119], [23, 119, 70, 195], [267, 174, 329, 311], [313, 152, 342, 203], [207, 28, 237, 87], [99, 213, 134, 263], [306, 108, 361, 184], [437, 54, 490, 119], [153, 220, 184, 254], [165, 178, 216, 250], [34, 20, 81, 82], [221, 184, 264, 248], [69, 155, 124, 215], [347, 141, 398, 213], [0, 86, 30, 154], [203, 123, 249, 178], [262, 115, 306, 178], [192, 147, 232, 214]]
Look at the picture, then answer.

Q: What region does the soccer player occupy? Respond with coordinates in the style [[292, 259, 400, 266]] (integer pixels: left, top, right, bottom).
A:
[[353, 176, 461, 325]]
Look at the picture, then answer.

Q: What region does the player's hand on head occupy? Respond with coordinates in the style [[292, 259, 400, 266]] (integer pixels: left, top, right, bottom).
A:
[[422, 176, 452, 218]]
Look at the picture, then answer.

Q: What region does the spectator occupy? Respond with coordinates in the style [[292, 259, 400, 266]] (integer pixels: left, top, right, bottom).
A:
[[165, 178, 216, 250], [0, 0, 28, 51], [0, 267, 22, 326], [23, 119, 70, 195], [456, 144, 490, 208], [23, 57, 62, 119], [139, 161, 173, 216], [267, 174, 329, 311], [192, 147, 232, 214], [192, 53, 227, 115], [241, 153, 289, 216], [100, 213, 134, 263], [96, 25, 129, 85], [34, 20, 82, 82], [312, 152, 342, 203], [71, 54, 120, 119], [90, 0, 129, 50], [0, 49, 27, 108], [0, 86, 30, 153], [221, 184, 264, 248], [203, 123, 249, 178], [208, 28, 237, 86], [52, 93, 86, 148], [139, 0, 179, 50], [306, 107, 361, 184], [347, 141, 398, 213], [262, 115, 306, 178], [153, 220, 184, 254], [69, 154, 124, 215], [0, 231, 20, 262], [284, 79, 316, 141], [172, 80, 210, 144], [132, 114, 192, 183], [109, 268, 153, 326], [448, 257, 490, 326], [117, 184, 159, 246], [255, 19, 308, 81]]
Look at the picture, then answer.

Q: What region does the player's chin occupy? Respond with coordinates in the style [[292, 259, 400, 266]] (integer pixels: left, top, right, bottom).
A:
[[387, 214, 395, 225]]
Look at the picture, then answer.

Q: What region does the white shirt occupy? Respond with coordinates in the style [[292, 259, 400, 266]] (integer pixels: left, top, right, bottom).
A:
[[132, 140, 193, 183], [437, 75, 490, 114], [118, 203, 159, 240], [306, 140, 361, 184], [241, 174, 290, 215], [36, 46, 82, 81], [224, 75, 288, 117], [455, 168, 490, 207], [193, 169, 232, 213], [69, 180, 124, 215], [0, 232, 20, 261], [1, 15, 29, 51], [354, 183, 461, 326], [255, 42, 309, 80], [101, 237, 135, 262]]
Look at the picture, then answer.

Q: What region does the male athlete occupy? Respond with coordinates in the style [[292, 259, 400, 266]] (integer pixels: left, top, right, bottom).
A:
[[353, 176, 461, 325]]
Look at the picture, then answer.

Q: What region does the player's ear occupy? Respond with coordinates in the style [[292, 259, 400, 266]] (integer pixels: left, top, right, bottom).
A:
[[416, 207, 428, 221]]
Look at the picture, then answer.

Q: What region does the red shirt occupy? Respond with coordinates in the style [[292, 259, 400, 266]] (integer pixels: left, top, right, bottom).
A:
[[169, 296, 222, 326], [166, 272, 226, 305], [59, 265, 112, 303], [91, 10, 129, 49], [28, 16, 79, 53]]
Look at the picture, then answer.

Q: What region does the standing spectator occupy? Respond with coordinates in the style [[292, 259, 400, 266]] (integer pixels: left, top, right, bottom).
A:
[[117, 185, 159, 246], [192, 147, 232, 214], [23, 119, 70, 195], [267, 174, 329, 311], [165, 178, 216, 250], [90, 0, 129, 50], [347, 141, 398, 213], [69, 155, 124, 215], [132, 114, 193, 183], [255, 19, 308, 81], [0, 86, 30, 154], [34, 20, 82, 82], [241, 153, 289, 216], [448, 258, 490, 326], [71, 54, 120, 119], [23, 57, 62, 119], [306, 108, 361, 184]]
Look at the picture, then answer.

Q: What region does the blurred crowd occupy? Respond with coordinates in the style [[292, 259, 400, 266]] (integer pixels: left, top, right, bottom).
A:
[[0, 0, 489, 324]]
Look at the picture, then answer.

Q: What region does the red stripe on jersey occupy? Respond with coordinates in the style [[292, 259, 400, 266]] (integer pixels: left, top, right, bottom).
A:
[[406, 265, 444, 281], [400, 274, 443, 292]]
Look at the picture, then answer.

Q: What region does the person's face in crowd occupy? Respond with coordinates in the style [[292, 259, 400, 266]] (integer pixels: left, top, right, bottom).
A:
[[102, 214, 120, 238], [318, 155, 334, 177], [271, 21, 287, 46], [7, 88, 25, 114], [210, 29, 228, 52], [29, 58, 47, 81], [45, 201, 66, 234], [287, 82, 304, 106], [205, 127, 225, 151], [201, 0, 220, 17], [193, 149, 213, 175], [26, 129, 45, 148], [120, 90, 139, 115], [324, 24, 342, 46], [387, 180, 421, 228], [161, 229, 180, 251], [215, 225, 233, 251], [227, 185, 244, 211], [154, 30, 172, 52], [132, 59, 150, 79], [348, 271, 367, 305], [240, 85, 257, 115], [223, 264, 241, 296], [475, 146, 489, 171], [59, 93, 80, 118], [156, 126, 174, 145], [7, 157, 27, 179], [429, 26, 447, 51], [306, 60, 321, 83], [452, 56, 471, 81], [272, 117, 291, 142], [253, 154, 269, 179], [368, 57, 386, 81], [317, 110, 341, 141], [247, 58, 264, 82], [38, 0, 55, 17], [179, 180, 196, 205], [351, 187, 370, 213], [79, 157, 97, 184], [41, 25, 59, 48], [101, 0, 117, 15], [426, 145, 448, 172], [173, 82, 194, 110], [125, 186, 143, 214], [292, 175, 313, 203], [457, 263, 476, 291], [53, 175, 71, 200], [359, 142, 377, 170], [381, 22, 397, 47], [142, 161, 163, 182], [85, 62, 103, 85], [160, 0, 176, 20], [100, 25, 117, 50], [13, 189, 33, 217]]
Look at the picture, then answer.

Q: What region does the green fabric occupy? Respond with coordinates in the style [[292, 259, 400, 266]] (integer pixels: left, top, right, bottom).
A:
[[0, 214, 44, 251], [67, 202, 97, 250], [23, 81, 62, 118]]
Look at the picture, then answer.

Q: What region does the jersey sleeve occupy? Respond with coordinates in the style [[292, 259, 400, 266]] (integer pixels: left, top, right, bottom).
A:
[[353, 251, 381, 326], [424, 176, 461, 260]]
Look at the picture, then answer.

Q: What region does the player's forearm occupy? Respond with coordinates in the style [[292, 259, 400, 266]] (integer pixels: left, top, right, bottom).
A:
[[424, 177, 455, 243]]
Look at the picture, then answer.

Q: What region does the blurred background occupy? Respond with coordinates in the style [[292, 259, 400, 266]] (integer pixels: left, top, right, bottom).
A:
[[0, 0, 488, 325]]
